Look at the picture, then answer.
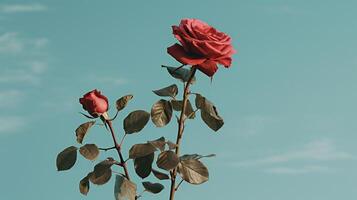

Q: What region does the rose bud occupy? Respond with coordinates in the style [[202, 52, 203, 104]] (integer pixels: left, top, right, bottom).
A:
[[79, 89, 109, 118], [167, 18, 236, 77]]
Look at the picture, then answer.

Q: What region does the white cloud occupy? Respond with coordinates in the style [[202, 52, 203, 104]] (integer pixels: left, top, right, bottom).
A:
[[235, 139, 354, 167], [0, 4, 47, 13], [28, 60, 48, 74], [95, 77, 128, 85], [0, 90, 24, 107], [265, 165, 330, 175], [0, 70, 39, 84], [236, 115, 278, 135], [0, 32, 49, 84], [0, 116, 27, 133], [0, 32, 48, 55], [263, 5, 304, 15], [31, 38, 49, 49], [0, 32, 24, 53]]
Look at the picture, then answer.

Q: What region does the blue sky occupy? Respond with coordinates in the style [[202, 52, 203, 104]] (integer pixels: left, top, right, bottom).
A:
[[0, 0, 356, 199]]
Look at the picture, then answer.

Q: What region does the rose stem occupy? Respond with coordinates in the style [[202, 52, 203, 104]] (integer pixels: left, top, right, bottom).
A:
[[106, 119, 131, 180], [169, 67, 197, 200]]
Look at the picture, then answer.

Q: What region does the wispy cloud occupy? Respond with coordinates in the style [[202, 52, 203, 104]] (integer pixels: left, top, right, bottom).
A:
[[94, 76, 128, 86], [235, 115, 278, 135], [236, 139, 354, 167], [0, 32, 49, 84], [0, 32, 48, 55], [0, 116, 27, 134], [0, 32, 24, 53], [0, 3, 47, 13], [0, 90, 24, 108], [265, 165, 330, 175], [262, 5, 308, 15]]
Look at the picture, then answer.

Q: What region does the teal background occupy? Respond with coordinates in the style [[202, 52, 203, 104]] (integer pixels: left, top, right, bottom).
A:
[[0, 0, 356, 199]]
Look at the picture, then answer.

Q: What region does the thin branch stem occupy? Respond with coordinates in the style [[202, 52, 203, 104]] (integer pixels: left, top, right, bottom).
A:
[[175, 179, 184, 191], [105, 119, 131, 180], [169, 68, 197, 200], [119, 133, 127, 147], [98, 146, 116, 151]]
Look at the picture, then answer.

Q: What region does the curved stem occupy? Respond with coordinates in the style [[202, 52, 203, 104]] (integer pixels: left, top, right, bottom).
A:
[[169, 68, 197, 200], [105, 120, 131, 180], [99, 146, 116, 151]]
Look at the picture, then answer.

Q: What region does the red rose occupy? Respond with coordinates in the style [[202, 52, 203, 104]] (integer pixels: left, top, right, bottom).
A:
[[79, 89, 109, 117], [167, 18, 236, 77]]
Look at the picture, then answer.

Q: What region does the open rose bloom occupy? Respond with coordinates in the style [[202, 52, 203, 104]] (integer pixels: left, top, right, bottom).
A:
[[167, 18, 236, 77]]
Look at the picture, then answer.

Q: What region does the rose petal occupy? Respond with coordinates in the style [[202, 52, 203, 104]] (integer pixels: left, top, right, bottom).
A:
[[167, 44, 206, 65], [216, 57, 232, 67], [194, 60, 218, 77]]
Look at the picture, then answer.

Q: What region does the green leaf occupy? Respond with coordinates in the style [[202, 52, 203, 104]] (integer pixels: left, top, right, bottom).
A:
[[156, 150, 179, 171], [180, 154, 216, 161], [79, 144, 100, 161], [201, 108, 224, 131], [194, 94, 205, 110], [142, 182, 164, 194], [195, 94, 224, 131], [153, 84, 178, 98], [76, 121, 95, 144], [123, 110, 150, 134], [171, 99, 195, 119], [116, 94, 133, 112], [79, 175, 90, 196], [163, 66, 196, 83], [134, 153, 154, 179], [177, 159, 209, 185], [152, 169, 170, 180], [56, 146, 77, 171], [129, 143, 157, 159], [114, 175, 137, 200], [148, 137, 166, 152], [151, 99, 173, 127], [89, 159, 114, 185]]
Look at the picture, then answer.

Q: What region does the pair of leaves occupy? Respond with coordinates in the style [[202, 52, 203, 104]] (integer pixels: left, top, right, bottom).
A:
[[56, 144, 100, 171], [123, 110, 150, 134], [114, 175, 137, 200], [129, 142, 157, 179], [89, 159, 114, 185], [130, 138, 178, 179], [195, 94, 224, 131], [171, 99, 196, 119], [162, 66, 196, 83], [78, 159, 114, 195], [151, 99, 173, 127]]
